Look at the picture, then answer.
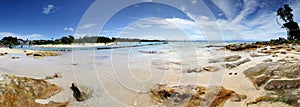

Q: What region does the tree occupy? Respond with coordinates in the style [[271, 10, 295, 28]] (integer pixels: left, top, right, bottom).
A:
[[1, 36, 19, 48]]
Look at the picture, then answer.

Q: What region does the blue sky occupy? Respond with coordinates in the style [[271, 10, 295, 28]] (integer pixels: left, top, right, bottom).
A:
[[0, 0, 299, 41]]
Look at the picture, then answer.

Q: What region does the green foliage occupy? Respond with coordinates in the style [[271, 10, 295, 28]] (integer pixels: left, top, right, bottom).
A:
[[61, 35, 74, 44], [1, 36, 20, 46]]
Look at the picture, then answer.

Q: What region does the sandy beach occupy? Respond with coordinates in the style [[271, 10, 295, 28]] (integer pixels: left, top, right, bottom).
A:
[[0, 42, 299, 107]]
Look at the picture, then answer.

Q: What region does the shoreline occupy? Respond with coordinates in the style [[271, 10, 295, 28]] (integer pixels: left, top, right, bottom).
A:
[[0, 41, 299, 107]]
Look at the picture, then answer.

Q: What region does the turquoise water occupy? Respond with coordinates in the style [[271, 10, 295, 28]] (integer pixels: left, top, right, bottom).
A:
[[13, 42, 167, 51]]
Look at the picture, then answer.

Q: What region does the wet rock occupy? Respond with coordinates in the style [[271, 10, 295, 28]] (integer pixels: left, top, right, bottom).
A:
[[0, 74, 68, 107], [224, 55, 241, 62], [150, 84, 246, 107]]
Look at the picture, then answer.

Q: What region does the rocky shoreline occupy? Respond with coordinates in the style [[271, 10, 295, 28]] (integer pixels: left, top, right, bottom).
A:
[[0, 74, 68, 107]]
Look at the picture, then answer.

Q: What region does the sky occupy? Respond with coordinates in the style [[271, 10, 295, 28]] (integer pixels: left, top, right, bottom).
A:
[[0, 0, 299, 41]]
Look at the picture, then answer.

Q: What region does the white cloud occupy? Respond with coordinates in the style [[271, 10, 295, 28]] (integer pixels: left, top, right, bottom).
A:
[[191, 0, 198, 4], [64, 27, 74, 32], [79, 24, 96, 29], [43, 5, 56, 15], [0, 32, 45, 40], [118, 18, 205, 40]]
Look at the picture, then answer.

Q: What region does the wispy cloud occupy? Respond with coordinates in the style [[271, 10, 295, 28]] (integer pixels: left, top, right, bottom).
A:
[[43, 5, 56, 15], [79, 24, 96, 29], [64, 27, 74, 32], [0, 32, 45, 40]]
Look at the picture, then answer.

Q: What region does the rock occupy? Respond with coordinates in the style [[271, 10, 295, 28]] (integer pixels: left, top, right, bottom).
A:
[[234, 58, 251, 66], [202, 66, 219, 72], [252, 75, 271, 87], [272, 54, 278, 57], [29, 51, 60, 57], [244, 62, 300, 106], [71, 83, 85, 101], [264, 79, 300, 90], [11, 57, 20, 59], [222, 58, 251, 69], [277, 59, 286, 62], [263, 58, 272, 62], [244, 62, 300, 79], [224, 55, 241, 62], [26, 53, 33, 56], [150, 84, 246, 107], [0, 74, 68, 107], [250, 53, 267, 57], [225, 43, 259, 51], [222, 64, 236, 69], [183, 68, 203, 73], [280, 51, 287, 54]]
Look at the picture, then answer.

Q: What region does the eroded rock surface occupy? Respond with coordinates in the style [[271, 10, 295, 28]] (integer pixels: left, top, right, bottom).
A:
[[0, 74, 68, 107], [244, 62, 300, 106], [26, 51, 60, 57], [150, 84, 246, 107]]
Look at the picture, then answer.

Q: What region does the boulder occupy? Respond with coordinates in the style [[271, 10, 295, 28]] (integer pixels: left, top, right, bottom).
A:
[[150, 84, 246, 107], [0, 74, 68, 107]]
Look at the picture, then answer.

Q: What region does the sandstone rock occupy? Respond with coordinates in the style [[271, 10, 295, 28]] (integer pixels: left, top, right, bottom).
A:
[[222, 58, 251, 69], [0, 74, 68, 107], [244, 62, 300, 79], [222, 64, 236, 69], [264, 79, 300, 90], [262, 58, 272, 62], [224, 55, 241, 62], [202, 66, 219, 72], [244, 62, 300, 106], [183, 68, 203, 73], [28, 51, 60, 57], [150, 84, 246, 107]]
